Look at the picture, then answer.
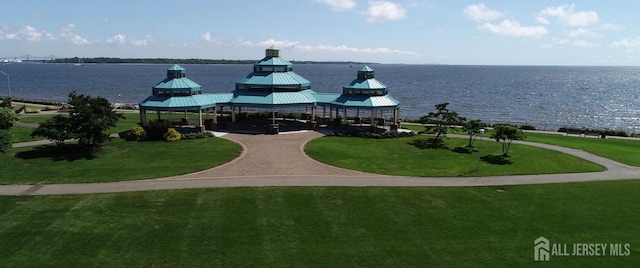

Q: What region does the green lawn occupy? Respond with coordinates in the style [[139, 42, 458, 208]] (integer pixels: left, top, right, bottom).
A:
[[0, 138, 242, 184], [17, 114, 56, 124], [525, 132, 640, 166], [0, 182, 638, 267], [305, 136, 604, 177], [8, 126, 42, 143]]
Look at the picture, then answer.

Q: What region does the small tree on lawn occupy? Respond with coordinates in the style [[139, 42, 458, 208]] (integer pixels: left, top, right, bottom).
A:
[[0, 97, 12, 109], [0, 107, 20, 152], [462, 119, 484, 148], [421, 103, 465, 146], [31, 115, 74, 146], [66, 91, 123, 149], [31, 91, 124, 151], [491, 124, 525, 157]]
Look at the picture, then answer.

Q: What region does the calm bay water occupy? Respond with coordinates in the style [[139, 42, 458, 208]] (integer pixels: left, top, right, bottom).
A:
[[2, 63, 640, 132]]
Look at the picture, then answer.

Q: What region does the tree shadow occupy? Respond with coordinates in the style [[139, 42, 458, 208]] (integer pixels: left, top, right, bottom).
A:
[[452, 146, 474, 154], [15, 144, 97, 162], [408, 138, 447, 149], [481, 155, 512, 165]]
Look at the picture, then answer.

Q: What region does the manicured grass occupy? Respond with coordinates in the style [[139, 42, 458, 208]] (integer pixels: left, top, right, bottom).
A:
[[0, 182, 638, 267], [110, 113, 142, 134], [0, 138, 242, 184], [8, 126, 42, 143], [305, 136, 604, 177], [17, 114, 56, 124], [525, 132, 640, 166]]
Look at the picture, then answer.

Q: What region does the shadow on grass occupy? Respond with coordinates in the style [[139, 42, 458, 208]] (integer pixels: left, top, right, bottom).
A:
[[452, 147, 474, 154], [409, 138, 447, 149], [15, 144, 97, 162], [481, 155, 512, 165]]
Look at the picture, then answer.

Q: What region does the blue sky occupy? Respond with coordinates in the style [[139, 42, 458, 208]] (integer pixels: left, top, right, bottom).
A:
[[1, 0, 639, 65]]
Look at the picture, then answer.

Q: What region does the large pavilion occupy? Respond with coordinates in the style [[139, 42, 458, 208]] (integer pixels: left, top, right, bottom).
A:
[[139, 47, 401, 133]]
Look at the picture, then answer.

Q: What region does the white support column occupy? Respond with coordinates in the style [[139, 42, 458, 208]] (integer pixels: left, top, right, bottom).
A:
[[323, 106, 327, 118], [271, 108, 276, 125], [394, 107, 399, 125], [371, 109, 375, 132], [213, 107, 218, 123], [231, 106, 236, 123], [343, 108, 347, 125], [139, 109, 146, 126], [198, 109, 203, 127], [311, 106, 316, 121]]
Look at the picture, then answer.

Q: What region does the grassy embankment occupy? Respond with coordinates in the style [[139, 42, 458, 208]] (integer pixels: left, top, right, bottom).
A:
[[0, 184, 638, 267]]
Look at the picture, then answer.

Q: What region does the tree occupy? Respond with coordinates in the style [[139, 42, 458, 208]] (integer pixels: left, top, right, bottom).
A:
[[31, 115, 74, 145], [0, 97, 11, 108], [66, 91, 123, 149], [0, 107, 20, 130], [462, 119, 484, 148], [421, 103, 465, 146], [31, 91, 124, 150], [0, 107, 20, 152], [491, 124, 525, 157]]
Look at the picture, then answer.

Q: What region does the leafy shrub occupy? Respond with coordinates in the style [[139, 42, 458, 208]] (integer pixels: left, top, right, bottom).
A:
[[163, 128, 181, 142], [144, 119, 171, 141], [127, 125, 146, 141]]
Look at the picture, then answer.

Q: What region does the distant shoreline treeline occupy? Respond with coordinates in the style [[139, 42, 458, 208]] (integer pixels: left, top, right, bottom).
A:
[[44, 57, 373, 65]]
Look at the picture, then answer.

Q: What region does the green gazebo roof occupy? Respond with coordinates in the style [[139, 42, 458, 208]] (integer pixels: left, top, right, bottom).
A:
[[236, 47, 310, 91], [343, 65, 388, 93], [153, 64, 202, 95]]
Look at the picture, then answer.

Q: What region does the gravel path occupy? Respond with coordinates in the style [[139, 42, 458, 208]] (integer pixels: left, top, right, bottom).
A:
[[2, 130, 639, 196]]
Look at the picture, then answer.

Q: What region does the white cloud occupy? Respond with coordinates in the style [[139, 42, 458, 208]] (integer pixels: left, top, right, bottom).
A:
[[316, 0, 356, 12], [364, 1, 406, 23], [611, 36, 640, 51], [570, 40, 598, 48], [463, 3, 503, 23], [131, 35, 153, 46], [537, 4, 598, 27], [478, 20, 548, 38], [1, 25, 53, 41], [259, 39, 300, 48], [60, 23, 89, 45], [107, 34, 126, 46], [566, 28, 601, 38], [233, 38, 254, 47], [202, 32, 223, 45], [258, 38, 418, 55], [202, 32, 213, 41]]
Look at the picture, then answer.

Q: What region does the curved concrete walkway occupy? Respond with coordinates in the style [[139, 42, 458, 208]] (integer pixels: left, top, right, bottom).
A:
[[2, 131, 639, 196]]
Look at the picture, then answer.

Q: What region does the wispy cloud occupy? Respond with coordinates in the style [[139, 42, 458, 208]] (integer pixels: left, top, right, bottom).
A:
[[536, 4, 599, 27], [364, 1, 406, 23], [316, 0, 356, 12], [611, 36, 640, 52], [131, 35, 153, 46], [478, 20, 548, 38], [463, 3, 503, 23], [107, 34, 126, 46], [60, 23, 89, 45], [1, 25, 54, 41], [258, 38, 418, 55]]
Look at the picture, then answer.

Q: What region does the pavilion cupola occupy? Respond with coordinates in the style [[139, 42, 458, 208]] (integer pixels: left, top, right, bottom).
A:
[[235, 47, 311, 92], [152, 64, 202, 97], [342, 66, 388, 96]]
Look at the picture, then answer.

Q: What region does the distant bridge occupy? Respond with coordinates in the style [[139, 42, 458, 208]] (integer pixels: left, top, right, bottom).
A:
[[1, 55, 59, 62]]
